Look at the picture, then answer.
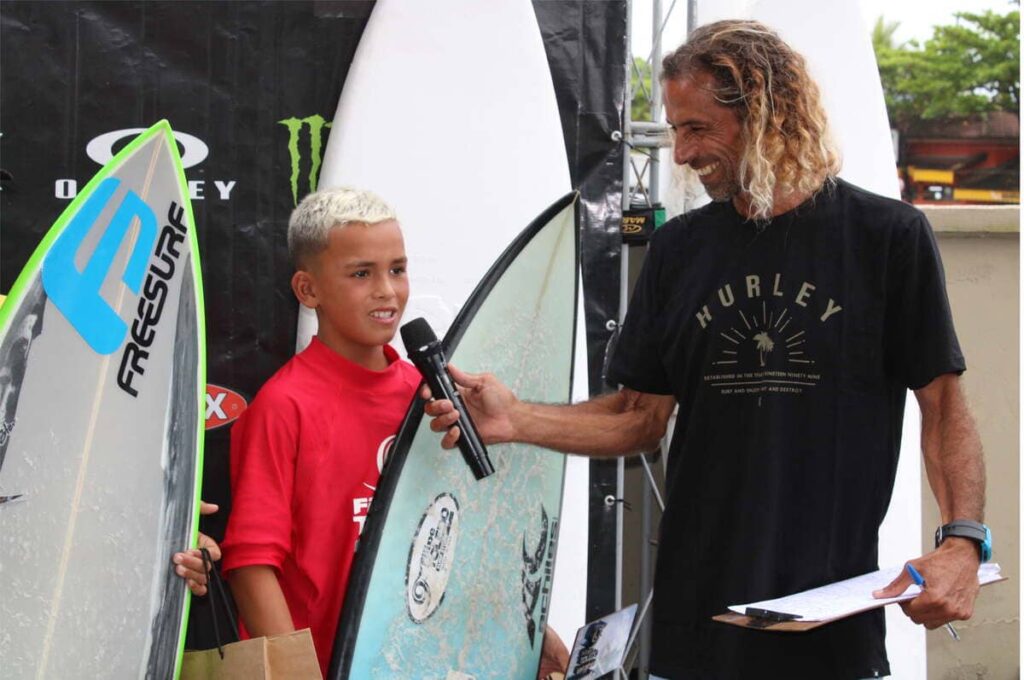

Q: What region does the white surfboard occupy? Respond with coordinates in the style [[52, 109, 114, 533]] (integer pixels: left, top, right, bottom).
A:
[[300, 0, 588, 646], [0, 121, 205, 679]]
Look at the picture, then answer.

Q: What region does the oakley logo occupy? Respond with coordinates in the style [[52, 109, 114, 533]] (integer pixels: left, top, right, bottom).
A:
[[42, 178, 158, 355], [58, 131, 236, 201], [86, 129, 209, 169]]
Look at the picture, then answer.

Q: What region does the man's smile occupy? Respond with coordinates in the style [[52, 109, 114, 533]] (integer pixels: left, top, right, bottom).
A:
[[694, 161, 720, 177]]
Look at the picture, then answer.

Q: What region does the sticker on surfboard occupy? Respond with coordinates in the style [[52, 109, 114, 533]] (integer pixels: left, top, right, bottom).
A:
[[0, 120, 205, 679], [406, 492, 461, 623]]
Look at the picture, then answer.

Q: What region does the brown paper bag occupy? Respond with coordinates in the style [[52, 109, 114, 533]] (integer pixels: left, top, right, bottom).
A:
[[180, 628, 322, 680]]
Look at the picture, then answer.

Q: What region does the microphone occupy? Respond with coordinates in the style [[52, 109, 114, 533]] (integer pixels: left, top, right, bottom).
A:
[[400, 318, 494, 480]]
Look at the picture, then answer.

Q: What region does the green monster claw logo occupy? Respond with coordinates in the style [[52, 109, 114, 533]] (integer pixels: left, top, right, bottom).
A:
[[279, 115, 333, 205]]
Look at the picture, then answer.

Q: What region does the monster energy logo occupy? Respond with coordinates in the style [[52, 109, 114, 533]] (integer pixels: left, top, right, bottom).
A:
[[279, 115, 333, 205]]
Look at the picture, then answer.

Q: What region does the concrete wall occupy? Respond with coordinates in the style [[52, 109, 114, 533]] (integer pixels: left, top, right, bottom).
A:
[[924, 205, 1019, 680]]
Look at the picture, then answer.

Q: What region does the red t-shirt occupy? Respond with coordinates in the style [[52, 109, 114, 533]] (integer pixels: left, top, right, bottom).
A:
[[221, 338, 420, 675]]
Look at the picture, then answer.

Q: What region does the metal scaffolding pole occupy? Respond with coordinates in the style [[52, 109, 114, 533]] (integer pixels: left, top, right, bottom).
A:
[[635, 5, 664, 676], [616, 0, 634, 631], [611, 6, 634, 680]]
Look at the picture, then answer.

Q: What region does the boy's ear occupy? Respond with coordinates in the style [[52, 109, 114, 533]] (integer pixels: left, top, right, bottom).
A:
[[291, 270, 319, 309]]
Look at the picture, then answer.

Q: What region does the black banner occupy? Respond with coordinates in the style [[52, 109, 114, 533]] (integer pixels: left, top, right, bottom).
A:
[[533, 0, 628, 622], [1, 0, 626, 647], [1, 0, 372, 647]]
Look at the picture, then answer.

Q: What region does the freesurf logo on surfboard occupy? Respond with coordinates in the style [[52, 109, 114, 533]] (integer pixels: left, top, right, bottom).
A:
[[42, 179, 189, 399]]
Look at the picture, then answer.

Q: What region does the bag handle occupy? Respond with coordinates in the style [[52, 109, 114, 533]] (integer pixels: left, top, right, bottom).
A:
[[200, 547, 240, 658]]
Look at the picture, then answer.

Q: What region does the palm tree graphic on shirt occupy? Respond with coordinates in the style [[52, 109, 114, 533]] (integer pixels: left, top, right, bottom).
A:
[[753, 331, 775, 367], [709, 301, 818, 397]]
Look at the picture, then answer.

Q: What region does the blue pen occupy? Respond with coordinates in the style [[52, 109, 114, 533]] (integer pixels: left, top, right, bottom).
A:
[[906, 563, 960, 641]]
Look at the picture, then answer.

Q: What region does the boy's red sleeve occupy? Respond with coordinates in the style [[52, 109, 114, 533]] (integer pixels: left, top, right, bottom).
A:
[[221, 390, 298, 575]]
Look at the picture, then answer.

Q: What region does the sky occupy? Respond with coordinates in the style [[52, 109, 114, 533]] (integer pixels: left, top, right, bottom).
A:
[[858, 0, 1017, 45], [630, 0, 1018, 59]]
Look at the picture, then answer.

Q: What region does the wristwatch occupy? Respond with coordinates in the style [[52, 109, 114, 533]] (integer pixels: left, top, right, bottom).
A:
[[935, 520, 992, 562]]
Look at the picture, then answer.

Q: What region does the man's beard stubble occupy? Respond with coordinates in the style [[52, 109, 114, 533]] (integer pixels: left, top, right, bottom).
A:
[[663, 159, 740, 214]]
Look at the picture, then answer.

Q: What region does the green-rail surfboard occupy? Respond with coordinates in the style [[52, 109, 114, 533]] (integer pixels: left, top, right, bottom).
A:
[[0, 121, 205, 679]]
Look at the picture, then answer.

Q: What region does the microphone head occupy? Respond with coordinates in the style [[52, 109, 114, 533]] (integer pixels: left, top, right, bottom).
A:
[[400, 317, 438, 355]]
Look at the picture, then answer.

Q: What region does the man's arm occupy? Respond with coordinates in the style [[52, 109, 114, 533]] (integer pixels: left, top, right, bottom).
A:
[[874, 373, 986, 627], [229, 565, 296, 637], [423, 364, 676, 457], [917, 373, 985, 522]]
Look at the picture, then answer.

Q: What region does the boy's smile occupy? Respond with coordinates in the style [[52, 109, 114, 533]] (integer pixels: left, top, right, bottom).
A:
[[294, 219, 409, 370]]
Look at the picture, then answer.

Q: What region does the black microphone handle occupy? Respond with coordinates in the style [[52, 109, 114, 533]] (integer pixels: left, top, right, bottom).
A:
[[420, 355, 494, 480], [446, 385, 494, 480]]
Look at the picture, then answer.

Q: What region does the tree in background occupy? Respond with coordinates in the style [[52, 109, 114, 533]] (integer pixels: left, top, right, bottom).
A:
[[871, 16, 902, 52], [873, 8, 1020, 130], [631, 57, 653, 123]]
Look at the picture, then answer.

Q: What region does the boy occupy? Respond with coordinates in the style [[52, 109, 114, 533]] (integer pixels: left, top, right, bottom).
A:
[[219, 187, 421, 675]]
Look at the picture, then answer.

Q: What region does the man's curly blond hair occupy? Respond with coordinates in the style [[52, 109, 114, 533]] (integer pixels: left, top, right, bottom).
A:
[[662, 20, 841, 221]]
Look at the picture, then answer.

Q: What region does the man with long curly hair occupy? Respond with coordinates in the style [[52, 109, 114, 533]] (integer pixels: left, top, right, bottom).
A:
[[424, 20, 986, 679]]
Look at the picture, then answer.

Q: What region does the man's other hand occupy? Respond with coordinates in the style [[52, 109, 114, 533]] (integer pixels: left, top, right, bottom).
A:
[[872, 537, 981, 628]]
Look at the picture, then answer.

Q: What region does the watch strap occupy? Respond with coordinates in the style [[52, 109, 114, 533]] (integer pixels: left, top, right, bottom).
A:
[[935, 519, 991, 562]]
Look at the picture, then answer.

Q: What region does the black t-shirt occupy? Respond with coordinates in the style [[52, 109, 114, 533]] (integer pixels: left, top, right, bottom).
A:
[[607, 179, 964, 679]]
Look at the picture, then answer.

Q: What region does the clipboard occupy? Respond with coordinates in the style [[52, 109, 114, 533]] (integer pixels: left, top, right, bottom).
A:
[[713, 562, 1006, 632], [713, 611, 827, 632]]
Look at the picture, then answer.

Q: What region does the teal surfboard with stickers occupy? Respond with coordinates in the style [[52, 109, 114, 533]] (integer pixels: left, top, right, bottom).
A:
[[0, 121, 205, 679], [330, 193, 578, 680]]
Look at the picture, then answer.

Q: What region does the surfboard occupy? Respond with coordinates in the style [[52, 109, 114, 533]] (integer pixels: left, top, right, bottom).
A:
[[0, 120, 205, 679], [330, 192, 578, 679], [296, 0, 572, 348], [300, 0, 588, 647]]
